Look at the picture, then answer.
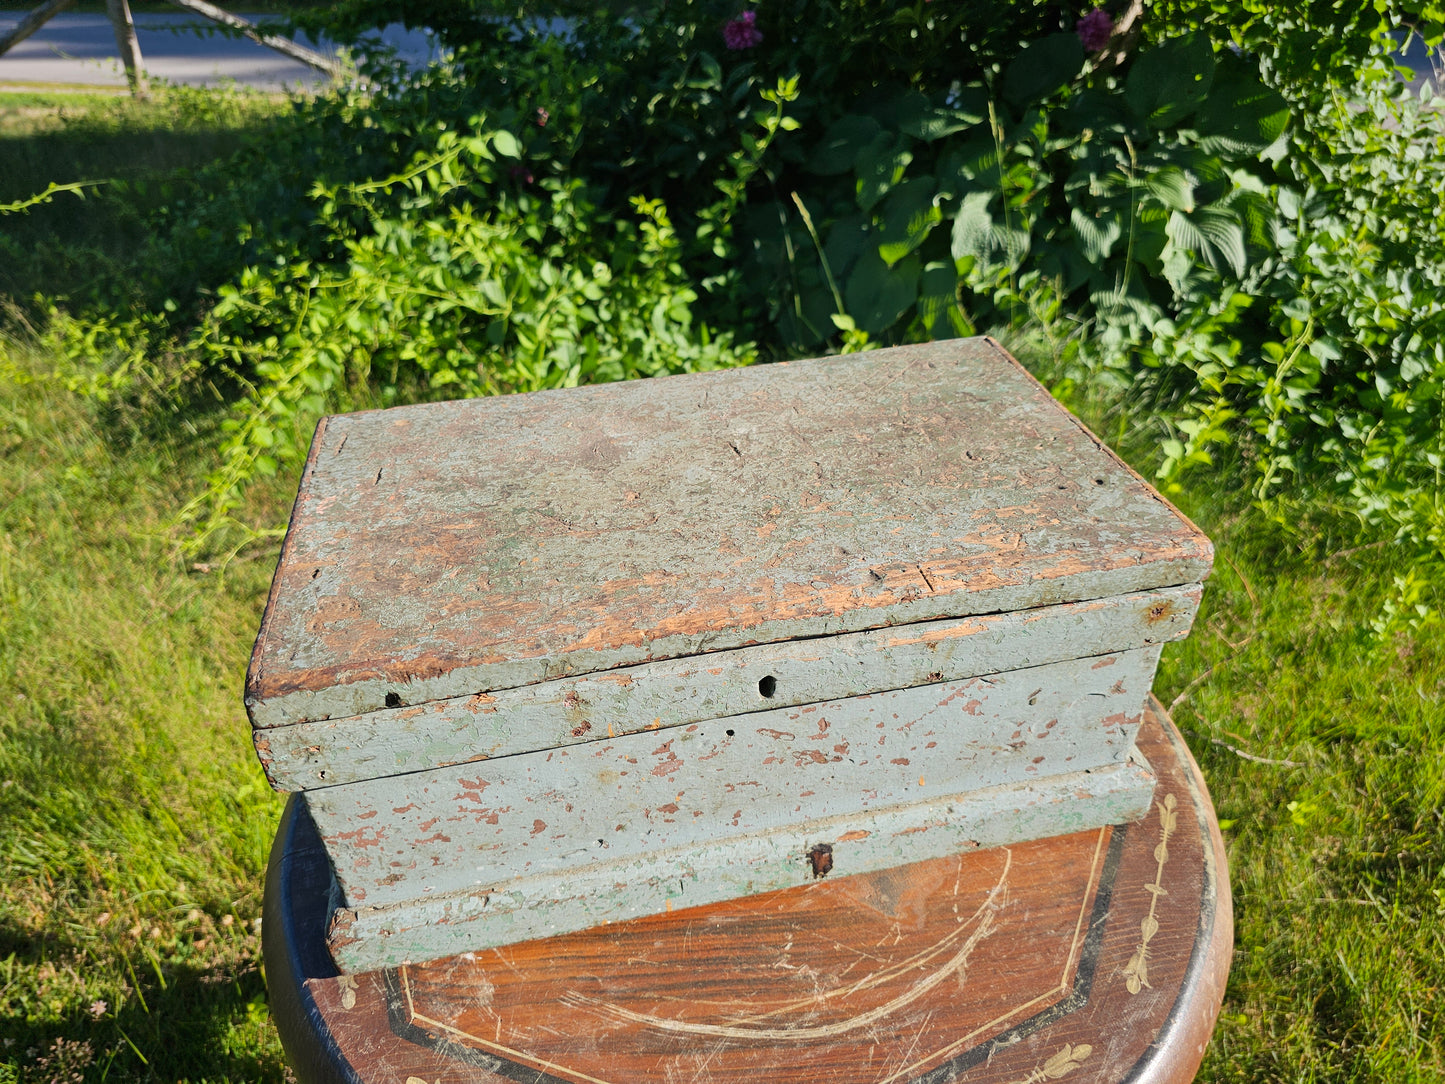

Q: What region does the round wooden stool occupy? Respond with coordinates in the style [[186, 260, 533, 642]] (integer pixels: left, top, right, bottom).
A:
[[264, 696, 1230, 1084]]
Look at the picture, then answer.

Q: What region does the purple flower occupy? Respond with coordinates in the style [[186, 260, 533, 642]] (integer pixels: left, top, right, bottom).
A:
[[535, 107, 549, 127], [1076, 8, 1113, 53], [723, 10, 763, 51]]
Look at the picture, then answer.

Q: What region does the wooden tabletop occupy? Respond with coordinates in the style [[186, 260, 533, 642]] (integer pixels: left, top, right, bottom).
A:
[[263, 696, 1231, 1084]]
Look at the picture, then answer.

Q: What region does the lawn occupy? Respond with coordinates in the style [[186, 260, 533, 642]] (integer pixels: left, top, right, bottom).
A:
[[0, 340, 289, 1080], [2, 74, 1444, 1083], [0, 86, 293, 308]]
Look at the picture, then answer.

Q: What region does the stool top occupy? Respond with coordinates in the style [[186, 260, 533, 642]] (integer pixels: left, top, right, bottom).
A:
[[262, 697, 1232, 1084], [247, 338, 1210, 729]]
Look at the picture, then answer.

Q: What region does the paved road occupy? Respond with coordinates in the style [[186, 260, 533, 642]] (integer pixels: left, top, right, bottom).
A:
[[1, 13, 1436, 94], [0, 11, 440, 89]]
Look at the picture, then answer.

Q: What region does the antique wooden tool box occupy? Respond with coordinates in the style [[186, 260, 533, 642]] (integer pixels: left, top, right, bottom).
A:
[[248, 337, 1212, 974]]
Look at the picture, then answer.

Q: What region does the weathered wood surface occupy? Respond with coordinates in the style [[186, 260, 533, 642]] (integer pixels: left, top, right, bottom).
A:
[[309, 647, 1160, 971], [247, 338, 1212, 731], [259, 585, 1198, 791], [263, 698, 1232, 1084], [326, 759, 1152, 973]]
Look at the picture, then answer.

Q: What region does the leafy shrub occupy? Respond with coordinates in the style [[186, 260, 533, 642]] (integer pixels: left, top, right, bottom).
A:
[[358, 0, 1439, 605], [7, 80, 761, 552], [179, 128, 752, 548], [7, 0, 1445, 605]]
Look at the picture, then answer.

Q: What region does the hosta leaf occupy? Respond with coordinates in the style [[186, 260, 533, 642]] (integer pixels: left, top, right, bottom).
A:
[[878, 177, 942, 266], [855, 132, 913, 212], [844, 250, 919, 334], [1193, 208, 1247, 277], [1034, 237, 1092, 293], [1144, 167, 1195, 213], [893, 88, 986, 141], [1003, 33, 1085, 107], [823, 213, 870, 282], [1070, 206, 1123, 264], [951, 190, 996, 263], [773, 268, 836, 349], [917, 260, 970, 338], [1198, 52, 1291, 156], [951, 190, 1030, 271], [943, 134, 1003, 187], [1126, 34, 1215, 128], [810, 114, 883, 175], [1165, 206, 1246, 280]]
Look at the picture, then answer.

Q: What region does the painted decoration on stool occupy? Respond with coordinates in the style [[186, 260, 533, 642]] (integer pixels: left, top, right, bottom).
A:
[[263, 703, 1233, 1084]]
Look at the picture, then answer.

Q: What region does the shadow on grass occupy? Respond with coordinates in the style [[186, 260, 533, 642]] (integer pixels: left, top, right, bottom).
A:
[[0, 87, 350, 318], [0, 118, 307, 315], [0, 920, 288, 1084]]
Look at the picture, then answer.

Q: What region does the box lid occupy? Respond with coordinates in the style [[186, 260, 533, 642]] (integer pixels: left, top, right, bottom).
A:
[[247, 338, 1211, 729]]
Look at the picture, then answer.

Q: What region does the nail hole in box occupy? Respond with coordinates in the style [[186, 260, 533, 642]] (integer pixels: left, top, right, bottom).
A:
[[758, 675, 777, 698]]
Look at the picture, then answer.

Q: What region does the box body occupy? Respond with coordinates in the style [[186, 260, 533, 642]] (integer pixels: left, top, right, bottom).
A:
[[248, 338, 1211, 971]]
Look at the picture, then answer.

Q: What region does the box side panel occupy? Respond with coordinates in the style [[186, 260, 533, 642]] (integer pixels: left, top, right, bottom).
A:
[[324, 755, 1155, 971], [258, 586, 1198, 790], [304, 647, 1160, 914]]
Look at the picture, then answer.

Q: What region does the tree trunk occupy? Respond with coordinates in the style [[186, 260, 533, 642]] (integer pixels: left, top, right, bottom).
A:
[[106, 0, 149, 98]]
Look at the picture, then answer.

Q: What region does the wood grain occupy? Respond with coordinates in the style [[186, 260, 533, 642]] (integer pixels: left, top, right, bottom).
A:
[[265, 698, 1230, 1084], [247, 339, 1212, 730]]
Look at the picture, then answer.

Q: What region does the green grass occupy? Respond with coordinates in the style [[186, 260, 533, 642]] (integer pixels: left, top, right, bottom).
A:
[[0, 343, 290, 1082], [0, 85, 294, 311], [1021, 340, 1445, 1081], [0, 86, 131, 102], [1157, 506, 1445, 1081], [0, 85, 291, 184]]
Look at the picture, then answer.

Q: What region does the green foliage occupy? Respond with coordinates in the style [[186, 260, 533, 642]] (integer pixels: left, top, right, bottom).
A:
[[172, 124, 753, 548], [5, 2, 1444, 591], [691, 5, 1443, 606], [0, 180, 102, 216], [1031, 353, 1445, 1080], [4, 79, 759, 549], [739, 32, 1288, 355], [1157, 507, 1445, 1083]]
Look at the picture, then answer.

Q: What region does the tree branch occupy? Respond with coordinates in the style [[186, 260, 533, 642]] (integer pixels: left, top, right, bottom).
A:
[[166, 0, 342, 78]]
